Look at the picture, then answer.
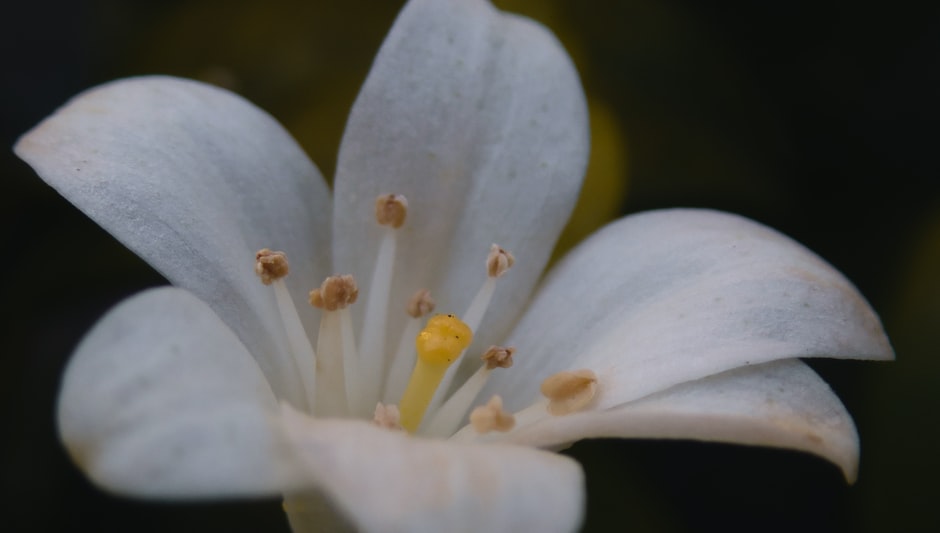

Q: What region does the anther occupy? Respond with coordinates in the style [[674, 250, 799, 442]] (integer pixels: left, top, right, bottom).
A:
[[407, 288, 436, 318], [375, 193, 408, 228], [482, 345, 515, 369], [540, 369, 598, 415], [470, 395, 515, 434], [309, 275, 359, 311], [486, 244, 515, 278], [372, 403, 403, 431], [255, 248, 289, 285]]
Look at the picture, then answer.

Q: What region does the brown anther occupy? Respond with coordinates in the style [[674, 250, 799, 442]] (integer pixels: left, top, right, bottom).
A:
[[406, 288, 436, 318], [372, 403, 403, 431], [481, 345, 515, 369], [540, 369, 598, 416], [486, 244, 515, 278], [254, 249, 289, 285], [375, 193, 408, 228], [309, 274, 359, 311], [469, 395, 515, 434]]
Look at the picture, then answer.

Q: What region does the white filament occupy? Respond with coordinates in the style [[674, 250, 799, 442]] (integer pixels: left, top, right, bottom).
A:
[[382, 316, 422, 404], [359, 228, 397, 409], [339, 308, 365, 416], [462, 277, 497, 333], [271, 279, 318, 412], [315, 311, 348, 417], [422, 365, 493, 438]]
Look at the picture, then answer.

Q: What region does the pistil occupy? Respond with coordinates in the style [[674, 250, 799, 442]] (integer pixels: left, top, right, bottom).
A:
[[398, 314, 472, 432]]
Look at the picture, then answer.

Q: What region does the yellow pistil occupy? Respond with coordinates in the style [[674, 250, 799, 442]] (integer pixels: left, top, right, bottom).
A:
[[399, 314, 472, 432]]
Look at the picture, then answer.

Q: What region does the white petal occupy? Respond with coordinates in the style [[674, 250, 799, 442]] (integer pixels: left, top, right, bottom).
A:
[[58, 288, 305, 497], [279, 406, 584, 533], [497, 359, 861, 483], [332, 0, 589, 348], [16, 76, 331, 402], [489, 209, 893, 410]]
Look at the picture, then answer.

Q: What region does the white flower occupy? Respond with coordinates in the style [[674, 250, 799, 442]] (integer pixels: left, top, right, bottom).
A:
[[14, 0, 892, 531]]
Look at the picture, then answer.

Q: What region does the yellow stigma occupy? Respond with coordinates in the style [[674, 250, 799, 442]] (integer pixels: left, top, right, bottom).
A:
[[416, 314, 472, 365], [399, 314, 473, 432]]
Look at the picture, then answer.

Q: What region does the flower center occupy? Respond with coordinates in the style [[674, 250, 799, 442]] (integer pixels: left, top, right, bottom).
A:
[[254, 193, 597, 437]]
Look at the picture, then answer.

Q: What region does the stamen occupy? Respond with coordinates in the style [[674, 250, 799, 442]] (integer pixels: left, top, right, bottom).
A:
[[309, 274, 358, 311], [359, 194, 408, 411], [482, 345, 515, 369], [541, 369, 598, 415], [423, 346, 515, 438], [398, 314, 473, 432], [449, 400, 546, 442], [254, 248, 289, 284], [429, 244, 514, 413], [469, 395, 515, 433], [383, 289, 435, 404], [465, 245, 515, 331], [310, 275, 362, 416], [406, 288, 435, 319], [374, 193, 408, 228], [372, 402, 403, 431], [486, 244, 515, 278], [254, 249, 317, 412]]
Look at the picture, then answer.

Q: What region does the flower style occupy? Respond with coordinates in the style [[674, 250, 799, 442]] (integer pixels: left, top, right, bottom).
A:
[[15, 0, 893, 531]]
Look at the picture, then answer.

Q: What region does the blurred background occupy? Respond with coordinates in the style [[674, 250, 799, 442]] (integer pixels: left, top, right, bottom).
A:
[[2, 0, 937, 531]]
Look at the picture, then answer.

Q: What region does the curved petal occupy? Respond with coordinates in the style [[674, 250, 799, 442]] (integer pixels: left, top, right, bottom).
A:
[[16, 76, 331, 403], [279, 406, 584, 533], [58, 288, 304, 497], [332, 0, 589, 349], [488, 209, 893, 410], [487, 359, 861, 483]]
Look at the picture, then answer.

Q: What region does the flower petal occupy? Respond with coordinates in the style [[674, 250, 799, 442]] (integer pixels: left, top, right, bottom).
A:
[[16, 76, 331, 402], [279, 406, 585, 533], [332, 0, 589, 347], [494, 359, 861, 483], [489, 209, 893, 410], [58, 287, 304, 497]]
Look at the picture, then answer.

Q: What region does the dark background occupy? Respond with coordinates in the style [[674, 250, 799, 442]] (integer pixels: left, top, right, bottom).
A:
[[2, 0, 937, 531]]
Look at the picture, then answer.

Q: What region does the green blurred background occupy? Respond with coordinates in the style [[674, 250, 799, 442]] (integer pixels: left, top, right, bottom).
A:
[[2, 0, 937, 531]]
